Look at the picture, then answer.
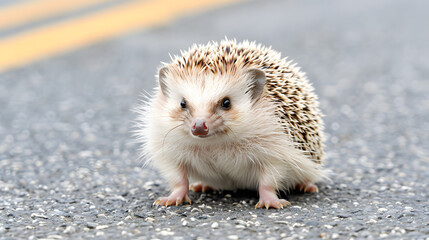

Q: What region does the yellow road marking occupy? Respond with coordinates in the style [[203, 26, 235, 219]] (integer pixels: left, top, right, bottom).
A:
[[0, 0, 241, 73], [0, 0, 114, 31]]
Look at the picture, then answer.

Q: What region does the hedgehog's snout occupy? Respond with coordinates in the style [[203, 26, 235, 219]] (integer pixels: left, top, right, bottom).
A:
[[191, 119, 209, 137]]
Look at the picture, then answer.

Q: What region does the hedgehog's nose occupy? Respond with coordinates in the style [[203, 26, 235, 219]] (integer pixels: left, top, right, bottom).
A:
[[191, 119, 209, 136]]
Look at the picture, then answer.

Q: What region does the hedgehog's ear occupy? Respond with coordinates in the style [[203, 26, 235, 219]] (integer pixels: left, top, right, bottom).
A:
[[158, 66, 170, 96], [246, 68, 266, 101]]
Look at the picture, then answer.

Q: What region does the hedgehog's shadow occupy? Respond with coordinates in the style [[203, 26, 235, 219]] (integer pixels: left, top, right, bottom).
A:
[[192, 186, 323, 204], [227, 188, 317, 199]]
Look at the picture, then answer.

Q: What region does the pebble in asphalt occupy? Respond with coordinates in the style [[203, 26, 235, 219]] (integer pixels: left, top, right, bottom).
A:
[[0, 0, 428, 239]]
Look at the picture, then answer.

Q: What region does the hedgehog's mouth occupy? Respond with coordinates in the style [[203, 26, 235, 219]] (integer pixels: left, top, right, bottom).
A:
[[192, 131, 227, 139], [190, 131, 224, 139], [197, 135, 210, 138], [192, 133, 212, 139]]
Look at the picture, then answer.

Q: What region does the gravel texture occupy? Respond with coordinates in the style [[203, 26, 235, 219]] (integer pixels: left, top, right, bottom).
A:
[[1, 0, 429, 239]]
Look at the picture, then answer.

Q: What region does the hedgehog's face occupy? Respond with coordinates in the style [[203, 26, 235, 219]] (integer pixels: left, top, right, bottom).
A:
[[157, 67, 266, 142]]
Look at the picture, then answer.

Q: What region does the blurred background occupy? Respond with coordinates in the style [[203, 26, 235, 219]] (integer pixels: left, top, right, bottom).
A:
[[0, 0, 428, 239]]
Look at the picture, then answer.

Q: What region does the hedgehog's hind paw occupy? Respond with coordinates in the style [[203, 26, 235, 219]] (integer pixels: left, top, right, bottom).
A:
[[189, 182, 216, 193], [296, 181, 319, 193]]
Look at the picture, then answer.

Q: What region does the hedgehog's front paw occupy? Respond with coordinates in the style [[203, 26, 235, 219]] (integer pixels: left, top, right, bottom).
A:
[[255, 198, 290, 209], [189, 182, 216, 193], [256, 183, 290, 209], [154, 187, 191, 206]]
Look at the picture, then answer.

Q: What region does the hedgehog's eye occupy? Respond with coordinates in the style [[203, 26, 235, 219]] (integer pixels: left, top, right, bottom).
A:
[[180, 99, 187, 109], [220, 98, 231, 110]]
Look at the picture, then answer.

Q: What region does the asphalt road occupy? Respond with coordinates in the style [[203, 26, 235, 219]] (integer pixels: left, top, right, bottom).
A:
[[1, 0, 429, 239]]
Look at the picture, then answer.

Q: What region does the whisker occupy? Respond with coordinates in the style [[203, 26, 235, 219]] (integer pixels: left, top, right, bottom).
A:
[[162, 123, 184, 150]]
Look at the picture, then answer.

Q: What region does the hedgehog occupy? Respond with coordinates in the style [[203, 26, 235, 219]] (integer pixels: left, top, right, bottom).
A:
[[135, 39, 328, 209]]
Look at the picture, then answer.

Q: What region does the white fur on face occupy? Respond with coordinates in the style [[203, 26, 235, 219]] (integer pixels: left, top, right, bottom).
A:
[[160, 71, 251, 141]]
